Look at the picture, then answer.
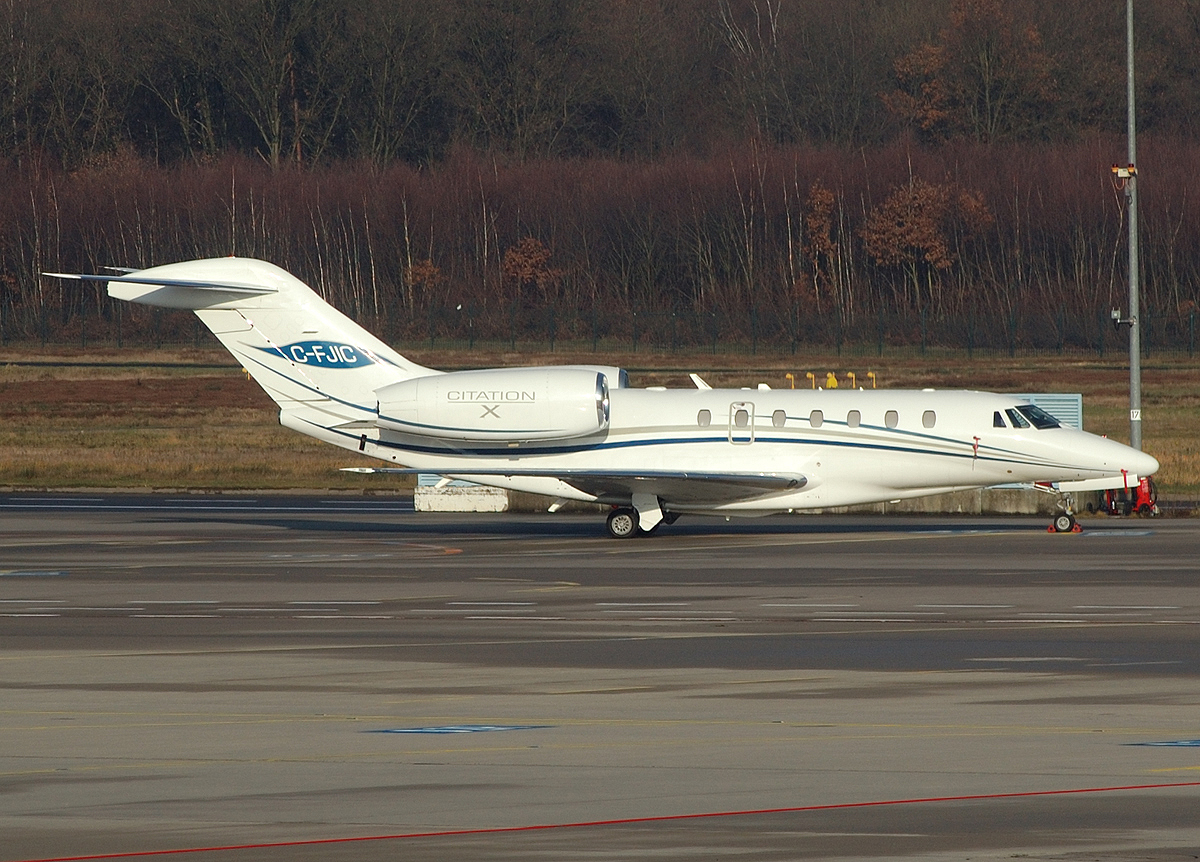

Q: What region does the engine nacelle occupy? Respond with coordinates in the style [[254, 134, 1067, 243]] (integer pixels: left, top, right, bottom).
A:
[[376, 367, 611, 441]]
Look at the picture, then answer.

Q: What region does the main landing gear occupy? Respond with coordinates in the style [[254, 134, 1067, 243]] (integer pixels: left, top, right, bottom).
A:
[[606, 507, 639, 539], [605, 503, 679, 539]]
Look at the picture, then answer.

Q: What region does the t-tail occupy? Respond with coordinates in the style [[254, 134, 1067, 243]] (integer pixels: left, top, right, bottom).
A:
[[46, 257, 435, 438]]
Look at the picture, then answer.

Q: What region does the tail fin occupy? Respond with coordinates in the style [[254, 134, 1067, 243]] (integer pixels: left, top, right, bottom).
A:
[[53, 257, 434, 425]]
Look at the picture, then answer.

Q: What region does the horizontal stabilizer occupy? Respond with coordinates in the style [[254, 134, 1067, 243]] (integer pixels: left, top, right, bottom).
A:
[[44, 272, 278, 296]]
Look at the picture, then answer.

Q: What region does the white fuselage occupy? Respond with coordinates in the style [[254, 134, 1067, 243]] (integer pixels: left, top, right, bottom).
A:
[[313, 387, 1157, 514]]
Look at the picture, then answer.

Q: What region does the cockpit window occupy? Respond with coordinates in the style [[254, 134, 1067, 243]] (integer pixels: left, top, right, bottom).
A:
[[993, 411, 1007, 428], [1005, 408, 1030, 429], [1016, 404, 1061, 429]]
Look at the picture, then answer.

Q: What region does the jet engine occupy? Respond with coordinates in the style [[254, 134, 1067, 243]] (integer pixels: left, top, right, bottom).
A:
[[375, 367, 613, 441]]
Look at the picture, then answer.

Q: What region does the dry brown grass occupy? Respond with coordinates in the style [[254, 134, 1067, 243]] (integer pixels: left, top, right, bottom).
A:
[[3, 346, 1197, 494], [0, 355, 402, 492]]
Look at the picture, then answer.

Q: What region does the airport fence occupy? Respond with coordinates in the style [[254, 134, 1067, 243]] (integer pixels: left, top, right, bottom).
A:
[[3, 296, 1197, 359]]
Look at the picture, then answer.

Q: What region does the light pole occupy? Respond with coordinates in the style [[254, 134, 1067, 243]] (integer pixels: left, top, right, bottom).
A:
[[1126, 0, 1142, 450]]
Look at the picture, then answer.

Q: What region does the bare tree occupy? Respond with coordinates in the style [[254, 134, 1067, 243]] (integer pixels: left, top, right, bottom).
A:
[[205, 0, 348, 167], [347, 1, 447, 164], [450, 0, 602, 158], [883, 0, 1058, 143]]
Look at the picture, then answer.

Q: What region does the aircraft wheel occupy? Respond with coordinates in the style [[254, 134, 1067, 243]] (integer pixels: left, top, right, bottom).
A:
[[662, 513, 680, 526], [1053, 513, 1076, 533], [606, 507, 639, 539]]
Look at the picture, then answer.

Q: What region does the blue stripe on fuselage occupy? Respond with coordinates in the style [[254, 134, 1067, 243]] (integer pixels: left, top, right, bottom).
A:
[[313, 421, 1073, 472]]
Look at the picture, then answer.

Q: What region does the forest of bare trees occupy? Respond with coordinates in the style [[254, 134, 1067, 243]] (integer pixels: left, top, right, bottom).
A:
[[3, 0, 1200, 353]]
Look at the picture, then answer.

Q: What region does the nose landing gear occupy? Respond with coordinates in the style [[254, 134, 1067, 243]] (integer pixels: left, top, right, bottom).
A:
[[1052, 512, 1078, 533], [1032, 483, 1083, 533], [1049, 491, 1081, 533]]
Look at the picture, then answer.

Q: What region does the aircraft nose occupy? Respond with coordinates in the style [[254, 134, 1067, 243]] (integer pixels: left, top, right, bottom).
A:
[[1091, 436, 1159, 478], [1130, 448, 1160, 477]]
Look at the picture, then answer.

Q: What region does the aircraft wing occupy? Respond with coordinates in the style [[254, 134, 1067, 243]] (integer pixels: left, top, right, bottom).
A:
[[342, 467, 806, 504]]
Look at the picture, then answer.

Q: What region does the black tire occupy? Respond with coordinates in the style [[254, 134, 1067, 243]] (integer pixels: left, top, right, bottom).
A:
[[606, 507, 639, 539], [1053, 513, 1076, 533], [662, 512, 680, 526]]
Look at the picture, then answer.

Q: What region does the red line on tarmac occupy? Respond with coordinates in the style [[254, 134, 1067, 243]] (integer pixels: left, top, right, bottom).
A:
[[16, 781, 1200, 862]]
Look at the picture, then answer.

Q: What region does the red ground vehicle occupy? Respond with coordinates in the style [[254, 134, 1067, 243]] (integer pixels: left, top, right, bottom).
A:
[[1102, 475, 1159, 516]]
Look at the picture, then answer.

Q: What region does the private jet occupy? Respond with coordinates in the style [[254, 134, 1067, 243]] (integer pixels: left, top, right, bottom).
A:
[[46, 257, 1159, 537]]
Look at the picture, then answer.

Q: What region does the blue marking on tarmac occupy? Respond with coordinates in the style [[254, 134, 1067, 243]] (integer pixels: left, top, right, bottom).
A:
[[366, 724, 552, 734], [1128, 739, 1200, 747], [0, 570, 68, 577], [1081, 530, 1156, 538]]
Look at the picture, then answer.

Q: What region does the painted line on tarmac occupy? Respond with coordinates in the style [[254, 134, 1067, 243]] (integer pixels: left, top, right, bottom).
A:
[[763, 603, 858, 608], [366, 724, 552, 734], [13, 496, 104, 501], [16, 781, 1200, 862], [966, 657, 1087, 663], [1075, 605, 1180, 610], [0, 501, 414, 514], [598, 531, 1010, 555], [917, 604, 1012, 608]]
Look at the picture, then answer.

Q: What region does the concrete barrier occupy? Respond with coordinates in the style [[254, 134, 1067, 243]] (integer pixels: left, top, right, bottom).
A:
[[414, 475, 509, 512]]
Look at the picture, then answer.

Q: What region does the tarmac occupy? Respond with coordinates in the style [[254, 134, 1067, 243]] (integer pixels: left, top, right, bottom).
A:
[[2, 493, 1199, 861]]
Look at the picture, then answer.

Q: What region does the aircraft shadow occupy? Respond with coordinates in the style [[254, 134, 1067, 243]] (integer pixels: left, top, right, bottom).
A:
[[148, 512, 1049, 539]]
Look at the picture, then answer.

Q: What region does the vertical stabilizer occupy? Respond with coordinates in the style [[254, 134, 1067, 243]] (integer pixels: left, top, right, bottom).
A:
[[89, 257, 435, 424]]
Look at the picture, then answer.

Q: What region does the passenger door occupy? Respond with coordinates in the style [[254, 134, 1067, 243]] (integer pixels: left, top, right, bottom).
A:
[[728, 401, 754, 444]]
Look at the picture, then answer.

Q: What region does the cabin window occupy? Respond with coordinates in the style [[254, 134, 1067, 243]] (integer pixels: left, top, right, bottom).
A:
[[922, 410, 936, 428], [697, 409, 711, 427], [994, 411, 1006, 428], [809, 409, 823, 428], [847, 410, 861, 428], [734, 408, 750, 428], [884, 410, 899, 428], [772, 409, 786, 428], [1005, 408, 1031, 429]]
